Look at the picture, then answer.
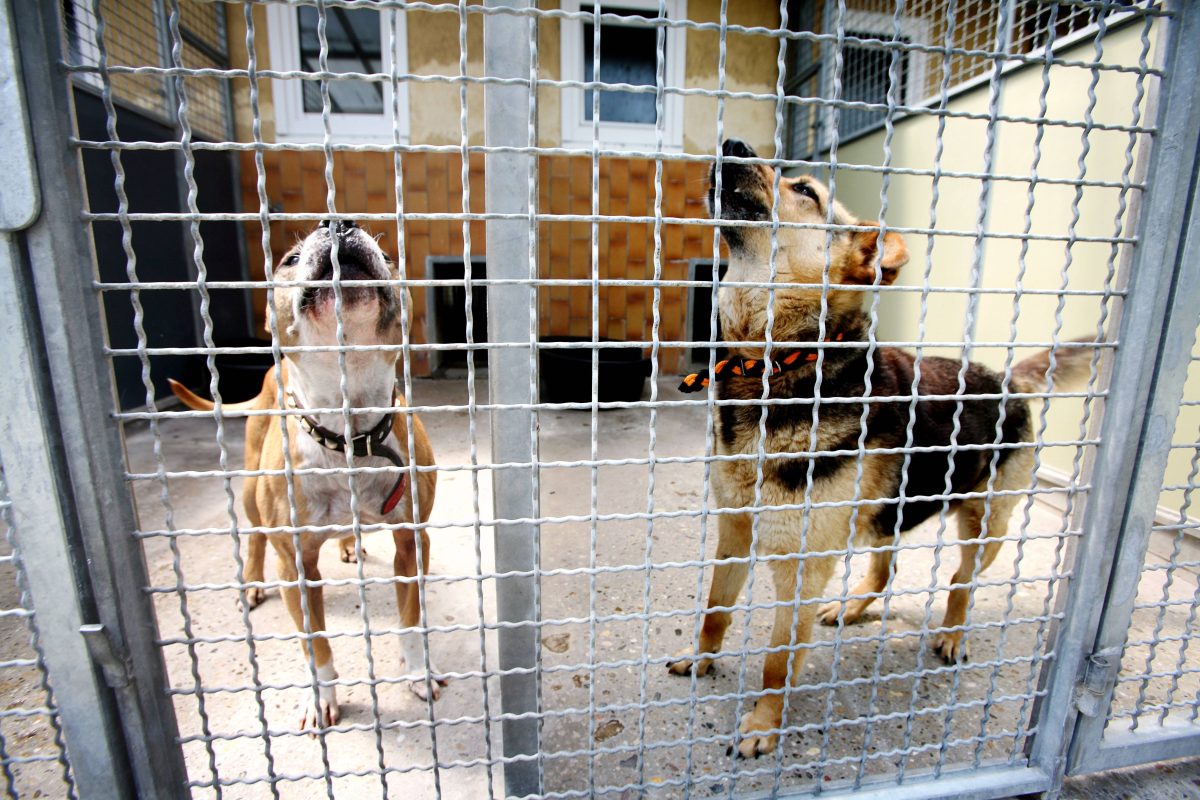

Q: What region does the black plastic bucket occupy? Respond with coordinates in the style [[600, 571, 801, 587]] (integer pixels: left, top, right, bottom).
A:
[[212, 338, 275, 403], [538, 336, 652, 405]]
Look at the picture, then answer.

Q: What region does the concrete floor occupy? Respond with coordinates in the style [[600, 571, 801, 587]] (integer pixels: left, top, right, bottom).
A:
[[3, 376, 1199, 798]]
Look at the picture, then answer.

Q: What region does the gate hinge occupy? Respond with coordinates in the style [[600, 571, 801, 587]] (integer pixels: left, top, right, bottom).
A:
[[1074, 646, 1121, 718], [80, 624, 133, 689]]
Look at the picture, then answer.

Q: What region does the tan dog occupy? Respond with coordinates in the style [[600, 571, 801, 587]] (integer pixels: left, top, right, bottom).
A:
[[170, 220, 440, 729], [668, 139, 1090, 757]]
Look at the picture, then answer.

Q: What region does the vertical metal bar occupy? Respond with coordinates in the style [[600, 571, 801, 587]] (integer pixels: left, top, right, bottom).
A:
[[1064, 23, 1200, 773], [8, 1, 190, 797], [0, 231, 128, 799], [963, 0, 1015, 343], [151, 0, 208, 358], [1028, 0, 1200, 789], [816, 0, 835, 153], [483, 2, 541, 797], [213, 2, 256, 341]]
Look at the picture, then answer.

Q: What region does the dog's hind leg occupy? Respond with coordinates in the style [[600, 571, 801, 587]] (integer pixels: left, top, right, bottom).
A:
[[394, 528, 446, 700], [239, 482, 268, 610], [735, 552, 836, 758], [668, 512, 752, 677], [818, 546, 895, 626], [275, 540, 340, 730], [932, 447, 1032, 662], [932, 489, 1021, 663], [241, 533, 269, 609]]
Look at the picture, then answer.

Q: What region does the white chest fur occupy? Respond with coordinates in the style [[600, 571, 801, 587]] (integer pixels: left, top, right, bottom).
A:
[[291, 422, 412, 535], [284, 350, 413, 540]]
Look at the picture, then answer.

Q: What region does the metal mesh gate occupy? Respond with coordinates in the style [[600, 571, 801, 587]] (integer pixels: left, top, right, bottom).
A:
[[3, 0, 1200, 798], [0, 464, 76, 799]]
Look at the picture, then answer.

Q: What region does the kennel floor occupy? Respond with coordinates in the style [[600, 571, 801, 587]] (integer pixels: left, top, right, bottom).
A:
[[21, 377, 1183, 799]]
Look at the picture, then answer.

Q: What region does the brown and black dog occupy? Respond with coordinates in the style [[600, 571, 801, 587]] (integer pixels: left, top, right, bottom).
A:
[[668, 139, 1090, 757], [171, 220, 441, 729]]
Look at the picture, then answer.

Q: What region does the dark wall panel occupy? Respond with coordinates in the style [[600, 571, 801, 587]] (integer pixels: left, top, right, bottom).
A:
[[75, 89, 249, 409]]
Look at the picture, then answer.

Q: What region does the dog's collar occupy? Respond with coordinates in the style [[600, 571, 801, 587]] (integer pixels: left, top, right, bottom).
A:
[[286, 388, 410, 516], [678, 333, 845, 394]]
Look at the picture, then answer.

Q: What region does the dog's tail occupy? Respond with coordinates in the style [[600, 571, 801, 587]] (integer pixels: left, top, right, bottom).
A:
[[1011, 338, 1097, 393], [167, 378, 261, 412]]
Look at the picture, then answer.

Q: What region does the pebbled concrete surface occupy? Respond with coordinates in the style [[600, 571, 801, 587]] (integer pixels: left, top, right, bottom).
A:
[[1061, 757, 1200, 799]]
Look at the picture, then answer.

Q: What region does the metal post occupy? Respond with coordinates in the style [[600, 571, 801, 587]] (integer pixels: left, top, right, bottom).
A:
[[1027, 1, 1200, 791], [8, 1, 190, 797], [1062, 7, 1200, 774], [152, 0, 209, 356], [0, 227, 134, 799], [964, 0, 1016, 343], [484, 2, 542, 797]]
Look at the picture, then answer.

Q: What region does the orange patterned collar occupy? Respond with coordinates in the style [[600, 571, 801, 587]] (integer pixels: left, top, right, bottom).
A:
[[678, 333, 845, 394]]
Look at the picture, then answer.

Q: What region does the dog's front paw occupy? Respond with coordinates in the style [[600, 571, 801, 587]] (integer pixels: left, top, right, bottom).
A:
[[299, 664, 340, 733], [732, 705, 781, 758], [817, 600, 860, 626], [406, 672, 449, 702], [237, 586, 267, 611], [339, 537, 365, 563], [931, 631, 968, 663], [667, 650, 714, 677], [400, 633, 447, 700], [299, 688, 340, 733]]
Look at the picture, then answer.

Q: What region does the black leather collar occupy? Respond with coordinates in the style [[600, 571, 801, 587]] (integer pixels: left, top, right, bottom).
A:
[[287, 389, 410, 515]]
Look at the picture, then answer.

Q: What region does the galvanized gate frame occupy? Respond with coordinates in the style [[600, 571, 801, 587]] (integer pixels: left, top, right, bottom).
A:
[[1053, 2, 1200, 775], [3, 0, 1200, 798], [2, 1, 189, 797], [1023, 0, 1200, 788], [1063, 149, 1200, 774]]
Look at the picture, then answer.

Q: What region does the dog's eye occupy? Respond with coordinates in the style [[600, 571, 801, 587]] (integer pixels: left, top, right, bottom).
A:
[[792, 182, 818, 202], [282, 254, 299, 267]]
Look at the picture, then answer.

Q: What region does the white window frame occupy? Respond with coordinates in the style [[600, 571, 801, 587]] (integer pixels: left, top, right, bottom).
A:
[[266, 4, 409, 143], [559, 0, 687, 153], [821, 10, 930, 145]]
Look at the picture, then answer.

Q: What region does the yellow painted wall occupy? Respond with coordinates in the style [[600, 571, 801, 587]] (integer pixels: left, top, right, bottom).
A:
[[682, 0, 782, 156], [826, 19, 1194, 499], [227, 5, 276, 142], [406, 9, 485, 146]]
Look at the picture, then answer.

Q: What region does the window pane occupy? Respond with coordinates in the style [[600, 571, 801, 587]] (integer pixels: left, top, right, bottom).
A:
[[297, 6, 384, 115], [582, 5, 660, 126]]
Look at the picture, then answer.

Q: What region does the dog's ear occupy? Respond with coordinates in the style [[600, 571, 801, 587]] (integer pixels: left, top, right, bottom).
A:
[[844, 223, 908, 286]]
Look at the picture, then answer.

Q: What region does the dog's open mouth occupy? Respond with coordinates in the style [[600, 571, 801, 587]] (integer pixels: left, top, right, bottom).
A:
[[315, 255, 372, 283], [299, 247, 386, 315]]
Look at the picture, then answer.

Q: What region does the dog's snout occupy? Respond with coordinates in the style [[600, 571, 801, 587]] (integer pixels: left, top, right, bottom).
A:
[[722, 139, 757, 160], [711, 138, 764, 197], [708, 138, 774, 243], [318, 219, 359, 236]]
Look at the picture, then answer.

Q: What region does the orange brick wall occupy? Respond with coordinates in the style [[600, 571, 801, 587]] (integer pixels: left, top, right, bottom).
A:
[[240, 151, 720, 377]]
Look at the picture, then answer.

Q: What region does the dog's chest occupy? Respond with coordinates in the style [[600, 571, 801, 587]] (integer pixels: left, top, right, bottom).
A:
[[717, 395, 862, 466], [292, 430, 410, 530], [713, 387, 885, 538]]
